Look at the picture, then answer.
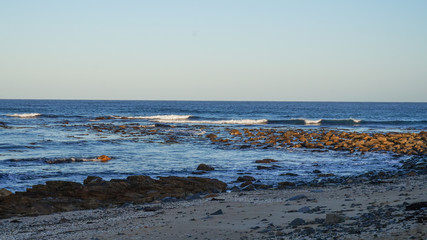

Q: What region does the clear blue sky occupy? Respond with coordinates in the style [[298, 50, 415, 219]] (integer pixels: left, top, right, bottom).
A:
[[1, 1, 426, 101]]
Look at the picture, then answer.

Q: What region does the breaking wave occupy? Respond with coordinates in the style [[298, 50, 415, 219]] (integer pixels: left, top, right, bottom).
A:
[[112, 115, 193, 120], [154, 119, 269, 125], [6, 113, 41, 118]]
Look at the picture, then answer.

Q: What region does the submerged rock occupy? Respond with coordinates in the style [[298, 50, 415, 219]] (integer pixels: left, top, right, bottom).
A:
[[197, 164, 215, 171]]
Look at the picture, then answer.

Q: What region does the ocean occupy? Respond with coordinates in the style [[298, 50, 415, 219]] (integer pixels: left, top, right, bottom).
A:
[[1, 100, 426, 192]]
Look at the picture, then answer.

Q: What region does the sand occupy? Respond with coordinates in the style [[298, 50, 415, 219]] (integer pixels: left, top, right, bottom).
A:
[[0, 175, 426, 240]]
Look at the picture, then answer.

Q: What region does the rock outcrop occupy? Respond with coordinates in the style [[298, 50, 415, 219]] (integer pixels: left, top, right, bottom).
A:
[[0, 175, 227, 219]]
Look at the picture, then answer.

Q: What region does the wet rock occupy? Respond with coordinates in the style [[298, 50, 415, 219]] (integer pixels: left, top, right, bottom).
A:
[[255, 159, 278, 164], [97, 155, 111, 162], [0, 189, 12, 198], [230, 129, 242, 136], [257, 165, 280, 170], [242, 184, 256, 191], [280, 172, 299, 176], [278, 182, 296, 189], [0, 176, 227, 219], [298, 206, 312, 214], [236, 176, 256, 182], [405, 202, 427, 211], [196, 164, 215, 171], [287, 194, 307, 201], [210, 209, 224, 215], [325, 213, 345, 224], [289, 218, 306, 227], [317, 173, 335, 177]]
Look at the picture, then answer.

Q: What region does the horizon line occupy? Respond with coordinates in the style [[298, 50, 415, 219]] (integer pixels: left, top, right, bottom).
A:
[[1, 98, 426, 103]]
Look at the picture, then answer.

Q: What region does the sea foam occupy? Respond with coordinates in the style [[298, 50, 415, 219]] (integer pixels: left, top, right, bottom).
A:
[[6, 113, 41, 118], [154, 119, 268, 125]]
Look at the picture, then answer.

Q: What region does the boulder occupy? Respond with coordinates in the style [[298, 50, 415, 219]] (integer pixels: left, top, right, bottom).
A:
[[0, 175, 227, 219], [0, 189, 12, 198], [197, 164, 215, 171], [255, 159, 278, 164], [97, 155, 111, 162]]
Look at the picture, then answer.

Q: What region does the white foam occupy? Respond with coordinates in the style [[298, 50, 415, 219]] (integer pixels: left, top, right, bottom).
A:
[[351, 118, 362, 123], [112, 115, 192, 120], [154, 119, 268, 125], [304, 119, 322, 125], [6, 113, 41, 118]]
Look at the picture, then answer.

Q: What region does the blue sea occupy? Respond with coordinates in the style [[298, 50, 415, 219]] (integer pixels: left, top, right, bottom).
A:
[[1, 100, 426, 192]]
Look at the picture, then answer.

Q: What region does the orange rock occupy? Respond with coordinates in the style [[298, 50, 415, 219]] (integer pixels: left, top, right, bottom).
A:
[[97, 155, 111, 162]]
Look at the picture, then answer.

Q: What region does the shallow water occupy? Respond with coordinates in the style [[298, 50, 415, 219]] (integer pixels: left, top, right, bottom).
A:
[[1, 100, 426, 192]]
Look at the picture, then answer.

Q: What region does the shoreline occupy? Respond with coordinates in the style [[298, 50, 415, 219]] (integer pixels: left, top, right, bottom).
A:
[[1, 174, 425, 240]]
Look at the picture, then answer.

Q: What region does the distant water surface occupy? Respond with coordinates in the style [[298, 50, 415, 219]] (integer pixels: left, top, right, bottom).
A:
[[0, 100, 426, 192]]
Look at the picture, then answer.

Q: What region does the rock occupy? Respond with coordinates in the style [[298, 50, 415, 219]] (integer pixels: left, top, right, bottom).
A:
[[210, 209, 224, 215], [278, 182, 296, 189], [405, 202, 427, 211], [287, 194, 307, 201], [289, 218, 306, 227], [83, 176, 104, 185], [257, 165, 280, 170], [236, 176, 256, 182], [0, 176, 227, 219], [317, 173, 335, 177], [298, 206, 312, 213], [197, 164, 215, 171], [325, 213, 345, 224], [0, 189, 12, 198], [230, 129, 242, 136], [242, 184, 256, 191], [97, 155, 111, 162], [255, 159, 278, 164], [280, 173, 299, 176], [313, 169, 322, 173]]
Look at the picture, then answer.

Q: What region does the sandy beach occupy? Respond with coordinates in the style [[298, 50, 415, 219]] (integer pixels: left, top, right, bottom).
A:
[[1, 174, 425, 240]]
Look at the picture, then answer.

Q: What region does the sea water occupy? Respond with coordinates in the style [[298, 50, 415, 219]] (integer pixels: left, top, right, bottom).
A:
[[0, 100, 426, 192]]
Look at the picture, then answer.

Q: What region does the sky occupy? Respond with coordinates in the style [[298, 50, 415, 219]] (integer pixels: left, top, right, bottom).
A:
[[0, 1, 426, 102]]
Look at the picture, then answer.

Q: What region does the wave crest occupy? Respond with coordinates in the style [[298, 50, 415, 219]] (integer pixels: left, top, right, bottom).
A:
[[6, 113, 41, 118]]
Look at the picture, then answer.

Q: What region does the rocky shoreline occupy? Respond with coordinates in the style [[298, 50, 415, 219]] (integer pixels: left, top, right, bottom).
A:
[[0, 174, 425, 240]]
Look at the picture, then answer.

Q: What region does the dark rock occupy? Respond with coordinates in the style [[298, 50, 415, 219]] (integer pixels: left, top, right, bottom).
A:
[[313, 170, 322, 173], [298, 206, 312, 213], [278, 182, 296, 189], [210, 209, 223, 215], [257, 165, 280, 170], [197, 164, 215, 171], [0, 189, 12, 198], [289, 218, 306, 227], [236, 176, 256, 182], [0, 175, 227, 219], [405, 202, 427, 211], [287, 194, 307, 201], [255, 159, 278, 164], [242, 184, 256, 191], [325, 213, 345, 224], [280, 173, 299, 176]]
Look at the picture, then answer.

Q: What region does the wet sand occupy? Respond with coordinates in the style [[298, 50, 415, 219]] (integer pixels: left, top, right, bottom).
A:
[[1, 175, 425, 240]]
